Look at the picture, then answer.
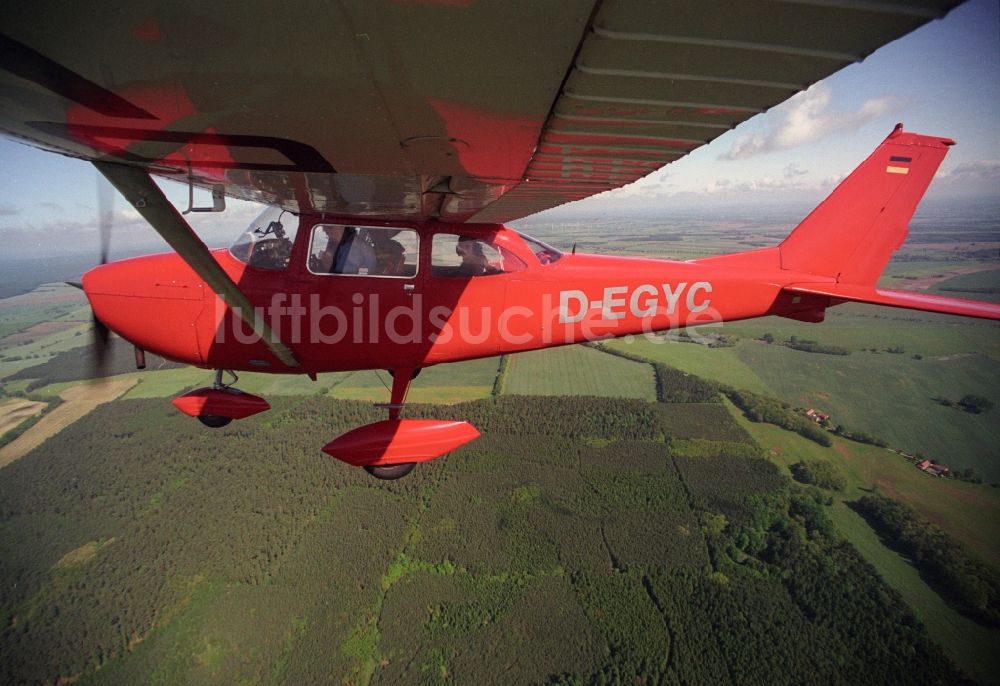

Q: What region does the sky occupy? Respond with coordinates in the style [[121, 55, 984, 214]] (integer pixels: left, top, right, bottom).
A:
[[0, 0, 997, 253]]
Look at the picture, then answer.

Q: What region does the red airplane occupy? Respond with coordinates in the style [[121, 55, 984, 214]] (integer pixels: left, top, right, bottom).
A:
[[0, 2, 994, 478]]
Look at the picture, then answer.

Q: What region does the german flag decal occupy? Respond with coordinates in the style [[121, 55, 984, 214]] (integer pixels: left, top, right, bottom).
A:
[[886, 155, 912, 174]]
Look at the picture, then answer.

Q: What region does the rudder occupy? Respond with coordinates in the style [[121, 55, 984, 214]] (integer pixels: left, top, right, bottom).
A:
[[779, 124, 953, 286]]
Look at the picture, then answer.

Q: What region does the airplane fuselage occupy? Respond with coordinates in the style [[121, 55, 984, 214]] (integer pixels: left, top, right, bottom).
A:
[[76, 128, 1000, 476], [82, 220, 818, 375]]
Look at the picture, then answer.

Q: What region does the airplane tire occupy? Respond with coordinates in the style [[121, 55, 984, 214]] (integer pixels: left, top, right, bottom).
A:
[[198, 414, 233, 428], [363, 462, 416, 480]]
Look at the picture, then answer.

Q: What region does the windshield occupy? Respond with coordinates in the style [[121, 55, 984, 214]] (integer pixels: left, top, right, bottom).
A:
[[516, 232, 562, 265], [229, 206, 299, 270]]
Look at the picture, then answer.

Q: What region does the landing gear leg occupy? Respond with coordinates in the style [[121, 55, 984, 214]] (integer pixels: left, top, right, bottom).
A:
[[380, 367, 415, 421], [363, 367, 417, 479]]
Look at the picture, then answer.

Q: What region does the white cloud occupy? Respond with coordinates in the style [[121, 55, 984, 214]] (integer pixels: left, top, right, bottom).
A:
[[613, 170, 676, 199], [821, 173, 847, 189], [720, 83, 897, 160], [928, 159, 1000, 198], [0, 203, 18, 216], [936, 159, 1000, 182], [783, 163, 807, 178]]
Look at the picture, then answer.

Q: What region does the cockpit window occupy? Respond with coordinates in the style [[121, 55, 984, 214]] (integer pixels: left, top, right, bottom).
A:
[[431, 234, 526, 277], [308, 225, 418, 278], [229, 207, 299, 270], [517, 232, 562, 265]]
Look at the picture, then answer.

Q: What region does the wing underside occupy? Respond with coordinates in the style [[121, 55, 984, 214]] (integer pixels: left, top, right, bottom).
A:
[[0, 1, 961, 223]]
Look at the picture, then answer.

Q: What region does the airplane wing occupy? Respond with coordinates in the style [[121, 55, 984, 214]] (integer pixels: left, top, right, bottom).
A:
[[0, 1, 962, 223]]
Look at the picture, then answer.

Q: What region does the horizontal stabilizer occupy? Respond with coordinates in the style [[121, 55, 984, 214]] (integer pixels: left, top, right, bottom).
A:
[[783, 284, 1000, 321]]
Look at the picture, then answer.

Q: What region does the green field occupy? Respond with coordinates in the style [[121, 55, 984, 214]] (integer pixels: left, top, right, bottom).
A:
[[326, 357, 502, 404], [116, 357, 505, 405], [0, 284, 89, 341], [882, 260, 998, 280], [606, 335, 770, 392], [502, 344, 656, 400], [115, 346, 651, 406], [604, 308, 1000, 481], [723, 303, 1000, 358], [0, 290, 92, 383], [930, 268, 1000, 302], [726, 398, 1000, 683], [726, 398, 1000, 567], [120, 367, 224, 399], [734, 338, 999, 478]]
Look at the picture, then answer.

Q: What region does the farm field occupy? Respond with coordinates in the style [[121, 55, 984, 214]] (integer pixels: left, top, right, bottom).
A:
[[930, 267, 1000, 303], [326, 356, 503, 404], [606, 309, 1000, 480], [103, 357, 506, 405], [501, 344, 656, 400], [0, 398, 45, 436], [0, 377, 136, 468], [606, 335, 770, 393], [722, 303, 1000, 359], [0, 283, 89, 341], [733, 338, 1000, 480], [0, 300, 92, 382]]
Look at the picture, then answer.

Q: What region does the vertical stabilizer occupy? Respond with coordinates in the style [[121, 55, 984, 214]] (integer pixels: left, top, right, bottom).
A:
[[779, 124, 953, 286]]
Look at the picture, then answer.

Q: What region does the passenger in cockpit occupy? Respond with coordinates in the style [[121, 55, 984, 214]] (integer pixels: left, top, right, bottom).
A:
[[333, 227, 377, 275], [372, 231, 406, 276], [455, 236, 488, 276]]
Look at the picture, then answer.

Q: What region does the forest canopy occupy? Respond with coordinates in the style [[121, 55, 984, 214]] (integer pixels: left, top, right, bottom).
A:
[[0, 395, 966, 684]]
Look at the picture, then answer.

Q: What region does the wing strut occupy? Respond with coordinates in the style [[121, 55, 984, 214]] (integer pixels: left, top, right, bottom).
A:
[[93, 161, 300, 369]]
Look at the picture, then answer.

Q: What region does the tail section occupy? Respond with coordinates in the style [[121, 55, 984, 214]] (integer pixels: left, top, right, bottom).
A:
[[693, 125, 1000, 321], [779, 124, 953, 286], [776, 125, 1000, 321]]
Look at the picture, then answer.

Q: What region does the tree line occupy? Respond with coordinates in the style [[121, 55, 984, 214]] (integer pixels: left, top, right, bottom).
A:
[[853, 492, 1000, 628]]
